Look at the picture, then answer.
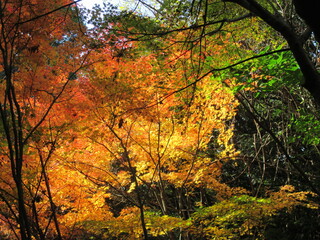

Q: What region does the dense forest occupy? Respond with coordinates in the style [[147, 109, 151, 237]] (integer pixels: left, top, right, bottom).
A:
[[0, 0, 320, 239]]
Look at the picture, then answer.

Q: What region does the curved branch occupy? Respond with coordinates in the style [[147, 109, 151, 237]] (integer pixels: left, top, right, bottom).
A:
[[134, 48, 290, 111], [17, 1, 81, 25], [223, 0, 320, 104]]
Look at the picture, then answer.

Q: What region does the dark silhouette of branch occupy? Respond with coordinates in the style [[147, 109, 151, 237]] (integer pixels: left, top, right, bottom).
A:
[[17, 1, 81, 25], [132, 48, 290, 111], [116, 13, 253, 39]]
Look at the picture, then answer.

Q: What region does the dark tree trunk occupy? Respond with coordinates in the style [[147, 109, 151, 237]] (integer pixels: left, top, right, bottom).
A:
[[293, 0, 320, 42], [223, 0, 320, 105]]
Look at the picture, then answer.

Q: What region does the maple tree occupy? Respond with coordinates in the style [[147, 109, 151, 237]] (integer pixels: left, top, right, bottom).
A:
[[58, 9, 317, 238], [0, 1, 319, 239], [0, 0, 90, 239], [74, 2, 319, 239], [53, 26, 241, 238]]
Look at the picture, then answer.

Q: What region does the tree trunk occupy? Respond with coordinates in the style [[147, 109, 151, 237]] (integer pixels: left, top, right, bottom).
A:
[[223, 0, 320, 105]]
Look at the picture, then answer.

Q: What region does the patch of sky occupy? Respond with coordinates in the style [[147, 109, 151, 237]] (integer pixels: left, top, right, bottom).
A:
[[79, 0, 155, 16]]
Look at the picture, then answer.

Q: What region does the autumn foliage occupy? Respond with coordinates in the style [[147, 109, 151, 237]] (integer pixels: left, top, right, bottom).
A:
[[0, 1, 318, 239]]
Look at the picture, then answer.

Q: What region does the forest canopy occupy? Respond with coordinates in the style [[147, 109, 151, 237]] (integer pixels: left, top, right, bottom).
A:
[[0, 0, 320, 239]]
